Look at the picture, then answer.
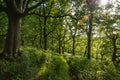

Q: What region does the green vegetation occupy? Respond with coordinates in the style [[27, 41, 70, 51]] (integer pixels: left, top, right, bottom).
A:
[[0, 0, 120, 80], [0, 47, 120, 80]]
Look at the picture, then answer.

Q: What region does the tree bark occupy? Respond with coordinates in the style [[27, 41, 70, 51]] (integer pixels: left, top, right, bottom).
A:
[[87, 12, 93, 59], [39, 15, 43, 49], [72, 36, 75, 55], [2, 13, 21, 56], [43, 17, 47, 50], [62, 43, 65, 54], [112, 39, 117, 61], [58, 35, 61, 54], [106, 33, 119, 61], [1, 0, 22, 56]]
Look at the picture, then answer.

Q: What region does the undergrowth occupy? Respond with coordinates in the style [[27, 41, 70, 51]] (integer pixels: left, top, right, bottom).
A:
[[0, 47, 120, 80]]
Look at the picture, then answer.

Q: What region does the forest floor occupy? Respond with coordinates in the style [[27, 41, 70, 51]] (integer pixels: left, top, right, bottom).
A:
[[0, 46, 120, 80]]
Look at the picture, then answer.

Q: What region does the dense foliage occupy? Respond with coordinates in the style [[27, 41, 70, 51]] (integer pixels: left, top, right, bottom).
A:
[[0, 0, 120, 80], [0, 47, 120, 80]]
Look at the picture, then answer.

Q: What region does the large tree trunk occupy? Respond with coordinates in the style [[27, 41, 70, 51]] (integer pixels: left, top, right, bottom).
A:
[[0, 0, 23, 57], [2, 13, 21, 56]]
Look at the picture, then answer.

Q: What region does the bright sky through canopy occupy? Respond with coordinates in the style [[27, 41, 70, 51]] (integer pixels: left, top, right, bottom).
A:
[[101, 0, 116, 5], [100, 0, 117, 14], [101, 0, 108, 5]]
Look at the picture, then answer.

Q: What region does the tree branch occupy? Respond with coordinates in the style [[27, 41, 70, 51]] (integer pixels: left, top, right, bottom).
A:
[[24, 0, 45, 15], [46, 28, 56, 36], [117, 48, 120, 50], [105, 32, 112, 39], [25, 0, 31, 11], [28, 12, 77, 20], [116, 55, 120, 58], [19, 0, 31, 14]]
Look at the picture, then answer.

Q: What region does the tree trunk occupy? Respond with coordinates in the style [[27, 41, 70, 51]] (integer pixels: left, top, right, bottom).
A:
[[72, 36, 75, 55], [87, 12, 93, 59], [39, 17, 43, 49], [84, 46, 87, 57], [58, 36, 61, 54], [43, 17, 47, 50], [112, 39, 117, 61], [2, 13, 21, 56], [62, 44, 65, 54]]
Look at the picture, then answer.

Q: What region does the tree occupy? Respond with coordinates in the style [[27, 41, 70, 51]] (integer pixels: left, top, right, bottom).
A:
[[66, 18, 78, 55], [98, 2, 120, 61], [86, 0, 97, 59], [0, 0, 46, 57], [104, 15, 119, 61]]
